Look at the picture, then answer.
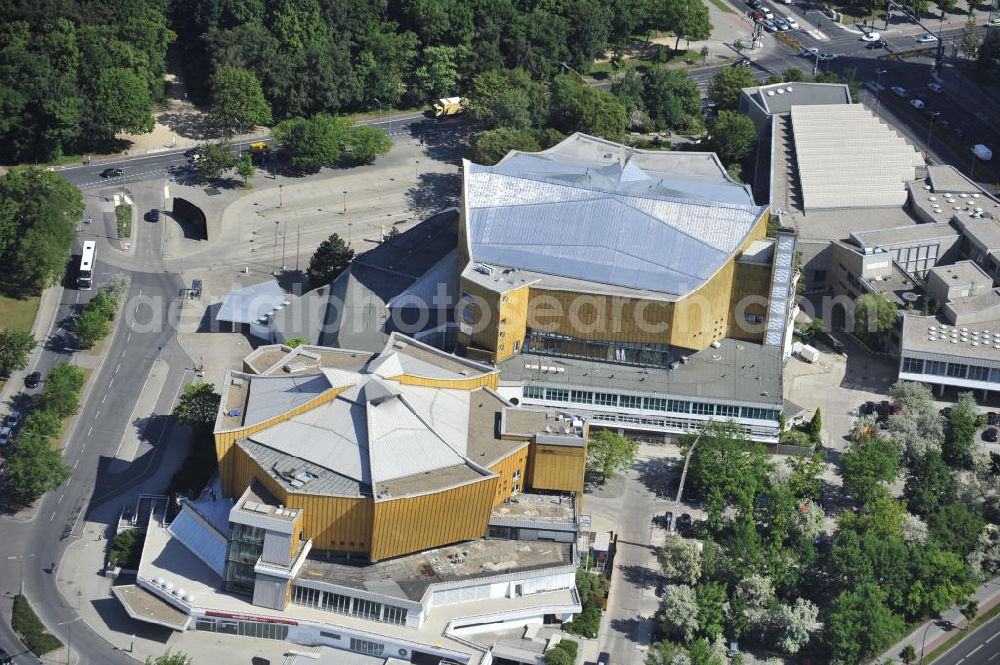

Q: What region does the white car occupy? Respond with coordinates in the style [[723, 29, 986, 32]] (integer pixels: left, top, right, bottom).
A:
[[801, 47, 819, 56], [927, 82, 943, 93], [861, 31, 881, 42], [785, 16, 799, 29], [817, 52, 837, 60], [973, 144, 993, 162], [910, 99, 925, 109], [916, 33, 939, 43], [891, 86, 907, 97]]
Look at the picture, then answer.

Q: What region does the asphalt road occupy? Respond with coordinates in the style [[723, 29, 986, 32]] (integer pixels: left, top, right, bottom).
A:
[[930, 610, 1000, 665]]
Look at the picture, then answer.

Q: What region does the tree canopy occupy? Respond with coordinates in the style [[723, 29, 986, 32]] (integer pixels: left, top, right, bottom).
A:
[[273, 114, 353, 172], [173, 382, 221, 427], [707, 67, 756, 111], [209, 67, 273, 135], [0, 329, 37, 378], [586, 429, 638, 480], [307, 233, 355, 287]]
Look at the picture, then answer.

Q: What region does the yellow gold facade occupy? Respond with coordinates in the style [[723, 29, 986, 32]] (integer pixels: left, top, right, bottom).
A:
[[488, 444, 530, 506]]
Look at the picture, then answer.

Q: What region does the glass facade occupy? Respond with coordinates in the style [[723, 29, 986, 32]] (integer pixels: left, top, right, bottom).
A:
[[525, 330, 673, 368], [223, 523, 265, 596], [291, 585, 408, 626], [194, 617, 290, 640]]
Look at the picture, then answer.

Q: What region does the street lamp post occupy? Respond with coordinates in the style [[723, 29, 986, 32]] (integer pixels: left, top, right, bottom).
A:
[[917, 620, 934, 664], [278, 184, 284, 209], [415, 159, 420, 182], [8, 553, 36, 596], [875, 69, 888, 116], [926, 112, 940, 154], [58, 616, 83, 665]]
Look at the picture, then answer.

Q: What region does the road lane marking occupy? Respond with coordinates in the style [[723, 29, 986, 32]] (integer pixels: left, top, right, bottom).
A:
[[970, 645, 984, 655], [987, 630, 1000, 643], [95, 409, 100, 418], [988, 652, 997, 661], [116, 363, 121, 373], [101, 394, 107, 404], [49, 511, 56, 522], [57, 495, 63, 504], [73, 459, 79, 468], [109, 378, 113, 387], [87, 426, 92, 436], [127, 332, 131, 342]]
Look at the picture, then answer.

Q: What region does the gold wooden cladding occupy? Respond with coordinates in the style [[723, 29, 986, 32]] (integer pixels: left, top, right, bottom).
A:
[[488, 445, 530, 507], [370, 477, 498, 561], [392, 373, 499, 390]]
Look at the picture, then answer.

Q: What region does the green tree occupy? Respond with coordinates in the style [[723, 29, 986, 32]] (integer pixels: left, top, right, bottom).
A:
[[173, 382, 221, 427], [74, 306, 110, 348], [909, 0, 929, 15], [88, 289, 118, 321], [707, 66, 755, 111], [684, 423, 772, 517], [904, 450, 957, 516], [646, 641, 685, 665], [823, 583, 905, 665], [469, 128, 541, 165], [786, 451, 826, 500], [6, 430, 71, 504], [194, 141, 237, 180], [548, 75, 627, 141], [209, 67, 272, 135], [655, 584, 699, 643], [928, 501, 985, 558], [809, 407, 822, 437], [586, 429, 638, 480], [656, 0, 713, 51], [840, 433, 901, 505], [783, 67, 805, 82], [695, 581, 727, 639], [343, 125, 393, 164], [145, 651, 193, 665], [273, 114, 352, 173], [709, 110, 756, 167], [900, 644, 917, 664], [961, 599, 979, 625], [943, 392, 977, 467], [91, 67, 155, 139], [236, 152, 256, 186], [282, 337, 308, 348], [39, 362, 85, 419], [307, 233, 355, 286], [21, 410, 62, 439], [642, 68, 702, 133], [0, 329, 37, 378], [854, 292, 898, 335], [659, 532, 702, 585], [409, 45, 463, 104]]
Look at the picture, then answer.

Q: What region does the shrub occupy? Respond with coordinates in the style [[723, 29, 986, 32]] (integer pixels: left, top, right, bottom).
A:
[[108, 528, 144, 568]]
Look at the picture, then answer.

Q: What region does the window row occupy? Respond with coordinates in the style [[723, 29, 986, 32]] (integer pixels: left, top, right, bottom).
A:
[[902, 357, 999, 383], [291, 586, 408, 625], [521, 387, 779, 421]]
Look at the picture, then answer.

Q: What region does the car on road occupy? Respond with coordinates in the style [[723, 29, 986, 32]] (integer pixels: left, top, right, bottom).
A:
[[762, 19, 777, 31], [973, 144, 993, 162], [597, 653, 611, 665], [148, 208, 160, 222], [25, 371, 41, 389], [989, 412, 1000, 426], [784, 16, 799, 28], [747, 0, 763, 7], [861, 31, 881, 42], [773, 17, 790, 30], [910, 99, 925, 109], [4, 411, 21, 429], [916, 33, 939, 43], [928, 82, 943, 93], [100, 167, 124, 178], [800, 46, 819, 57], [0, 426, 11, 446], [984, 427, 999, 443], [732, 57, 751, 68], [891, 85, 908, 97], [818, 52, 836, 60], [865, 39, 888, 49], [0, 647, 11, 665]]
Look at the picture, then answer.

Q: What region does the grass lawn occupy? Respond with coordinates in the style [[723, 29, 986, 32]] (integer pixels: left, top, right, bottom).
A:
[[11, 594, 62, 656], [0, 293, 41, 332], [115, 203, 131, 240], [706, 0, 735, 13]]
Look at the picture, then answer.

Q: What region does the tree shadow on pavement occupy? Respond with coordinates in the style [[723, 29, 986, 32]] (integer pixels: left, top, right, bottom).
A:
[[635, 457, 676, 499], [405, 172, 461, 219], [619, 563, 658, 588], [408, 117, 468, 165], [609, 615, 648, 641]]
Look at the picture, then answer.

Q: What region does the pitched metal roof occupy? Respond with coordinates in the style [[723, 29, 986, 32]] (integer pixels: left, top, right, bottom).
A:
[[216, 280, 288, 324], [463, 133, 766, 297]]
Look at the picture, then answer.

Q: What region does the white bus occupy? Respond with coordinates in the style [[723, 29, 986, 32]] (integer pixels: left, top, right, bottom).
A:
[[78, 241, 96, 290]]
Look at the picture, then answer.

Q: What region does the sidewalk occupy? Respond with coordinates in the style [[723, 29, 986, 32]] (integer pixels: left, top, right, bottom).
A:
[[876, 575, 1000, 664], [0, 284, 64, 410]]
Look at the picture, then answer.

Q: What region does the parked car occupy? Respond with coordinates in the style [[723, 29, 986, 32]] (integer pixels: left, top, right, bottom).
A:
[[597, 653, 611, 665], [861, 31, 881, 42], [25, 371, 41, 389], [801, 47, 819, 57], [988, 412, 1000, 426], [866, 39, 888, 49], [774, 17, 790, 30], [148, 208, 160, 222], [861, 401, 876, 416], [891, 86, 908, 97], [732, 57, 751, 68], [0, 646, 11, 665], [4, 411, 21, 429], [784, 16, 799, 29], [940, 406, 953, 417], [100, 167, 124, 178], [747, 0, 763, 7], [928, 82, 943, 93], [984, 427, 999, 443], [817, 52, 837, 60], [916, 33, 939, 43], [910, 98, 925, 109], [183, 147, 200, 158], [655, 579, 667, 597], [0, 426, 10, 446]]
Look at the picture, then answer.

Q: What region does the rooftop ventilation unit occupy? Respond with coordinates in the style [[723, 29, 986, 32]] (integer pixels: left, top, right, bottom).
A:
[[475, 263, 494, 276]]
